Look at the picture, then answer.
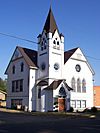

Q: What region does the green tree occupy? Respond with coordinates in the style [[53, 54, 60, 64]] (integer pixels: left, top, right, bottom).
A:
[[0, 77, 7, 92]]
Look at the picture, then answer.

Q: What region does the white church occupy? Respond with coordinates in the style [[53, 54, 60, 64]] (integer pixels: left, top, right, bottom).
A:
[[5, 8, 95, 112]]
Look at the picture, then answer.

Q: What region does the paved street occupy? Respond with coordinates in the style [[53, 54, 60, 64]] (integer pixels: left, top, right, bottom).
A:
[[0, 110, 100, 133]]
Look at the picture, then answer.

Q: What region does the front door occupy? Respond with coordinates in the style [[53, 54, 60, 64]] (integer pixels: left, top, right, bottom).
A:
[[58, 98, 66, 111], [58, 85, 67, 111]]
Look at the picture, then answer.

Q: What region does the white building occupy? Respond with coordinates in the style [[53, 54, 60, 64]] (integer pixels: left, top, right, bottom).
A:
[[5, 8, 95, 112]]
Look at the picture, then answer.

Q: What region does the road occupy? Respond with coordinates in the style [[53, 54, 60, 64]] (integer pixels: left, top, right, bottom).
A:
[[0, 110, 100, 133]]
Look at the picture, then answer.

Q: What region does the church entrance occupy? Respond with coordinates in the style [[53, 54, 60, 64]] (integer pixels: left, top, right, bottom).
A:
[[58, 85, 67, 111], [58, 98, 66, 111]]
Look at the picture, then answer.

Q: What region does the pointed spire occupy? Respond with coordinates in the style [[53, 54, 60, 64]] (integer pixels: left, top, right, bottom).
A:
[[43, 7, 59, 33]]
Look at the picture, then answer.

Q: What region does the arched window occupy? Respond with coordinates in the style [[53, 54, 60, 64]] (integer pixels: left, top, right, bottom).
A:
[[59, 85, 66, 97], [82, 79, 86, 93], [53, 40, 56, 48], [71, 77, 76, 92], [21, 63, 24, 72], [53, 40, 56, 44], [12, 65, 15, 74], [77, 78, 81, 92]]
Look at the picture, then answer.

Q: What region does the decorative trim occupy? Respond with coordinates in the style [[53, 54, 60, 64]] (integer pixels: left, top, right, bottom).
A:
[[52, 52, 61, 55], [12, 56, 23, 62], [39, 52, 47, 56]]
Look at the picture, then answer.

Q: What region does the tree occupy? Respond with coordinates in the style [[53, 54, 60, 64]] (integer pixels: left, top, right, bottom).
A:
[[0, 77, 7, 92]]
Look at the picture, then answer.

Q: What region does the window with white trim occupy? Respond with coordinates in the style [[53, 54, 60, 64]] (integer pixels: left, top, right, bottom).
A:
[[21, 62, 24, 72], [81, 100, 86, 108], [71, 77, 76, 92], [12, 65, 15, 74], [82, 79, 86, 93], [77, 78, 81, 92], [71, 100, 76, 108], [12, 79, 23, 92], [77, 100, 81, 108]]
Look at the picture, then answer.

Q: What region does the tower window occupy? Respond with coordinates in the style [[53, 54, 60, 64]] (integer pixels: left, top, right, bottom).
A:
[[57, 41, 60, 49], [41, 38, 47, 51], [53, 38, 60, 50], [57, 41, 59, 45], [40, 62, 46, 71], [53, 40, 56, 49], [53, 40, 56, 44]]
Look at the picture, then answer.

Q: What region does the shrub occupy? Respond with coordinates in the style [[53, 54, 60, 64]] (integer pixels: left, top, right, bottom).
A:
[[68, 107, 74, 112], [91, 106, 97, 113]]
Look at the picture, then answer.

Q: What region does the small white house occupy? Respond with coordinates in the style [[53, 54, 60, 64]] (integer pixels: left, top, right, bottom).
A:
[[5, 8, 95, 112]]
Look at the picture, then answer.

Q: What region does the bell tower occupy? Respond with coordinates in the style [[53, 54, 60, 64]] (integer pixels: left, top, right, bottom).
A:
[[37, 8, 64, 84]]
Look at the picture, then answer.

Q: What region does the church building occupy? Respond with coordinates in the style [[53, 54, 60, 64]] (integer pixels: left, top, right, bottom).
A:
[[5, 8, 95, 112]]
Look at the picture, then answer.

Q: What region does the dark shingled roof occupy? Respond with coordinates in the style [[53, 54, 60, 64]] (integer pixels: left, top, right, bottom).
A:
[[5, 46, 38, 74], [64, 47, 78, 64], [18, 46, 37, 68], [44, 80, 63, 90], [43, 7, 59, 33], [36, 80, 48, 86], [44, 80, 73, 91]]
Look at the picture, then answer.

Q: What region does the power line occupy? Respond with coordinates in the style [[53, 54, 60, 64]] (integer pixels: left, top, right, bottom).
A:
[[86, 56, 100, 61], [0, 32, 37, 44], [0, 32, 100, 61]]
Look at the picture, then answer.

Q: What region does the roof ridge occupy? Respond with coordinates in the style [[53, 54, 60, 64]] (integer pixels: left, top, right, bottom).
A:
[[64, 47, 78, 64], [65, 47, 79, 53], [18, 47, 37, 68], [17, 46, 37, 52]]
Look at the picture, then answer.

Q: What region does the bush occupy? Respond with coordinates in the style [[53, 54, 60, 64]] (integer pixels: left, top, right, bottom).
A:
[[68, 107, 74, 112], [91, 107, 97, 113], [82, 108, 91, 113]]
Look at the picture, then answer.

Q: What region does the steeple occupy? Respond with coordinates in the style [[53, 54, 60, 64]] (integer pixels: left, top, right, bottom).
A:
[[43, 7, 59, 33]]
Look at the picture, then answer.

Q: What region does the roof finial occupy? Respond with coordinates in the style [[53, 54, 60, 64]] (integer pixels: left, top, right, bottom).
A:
[[50, 0, 52, 9]]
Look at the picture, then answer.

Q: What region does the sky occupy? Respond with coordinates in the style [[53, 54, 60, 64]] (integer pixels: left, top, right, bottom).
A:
[[0, 0, 100, 85]]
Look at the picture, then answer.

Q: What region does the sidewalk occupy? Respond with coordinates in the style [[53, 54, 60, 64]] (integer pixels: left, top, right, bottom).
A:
[[0, 107, 22, 113], [0, 107, 99, 119]]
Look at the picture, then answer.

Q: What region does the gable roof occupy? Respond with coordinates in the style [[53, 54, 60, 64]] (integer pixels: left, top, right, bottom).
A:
[[36, 80, 48, 86], [64, 47, 78, 64], [44, 80, 63, 90], [43, 7, 59, 34], [44, 79, 73, 91], [18, 46, 37, 68], [5, 46, 38, 74], [64, 47, 95, 75]]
